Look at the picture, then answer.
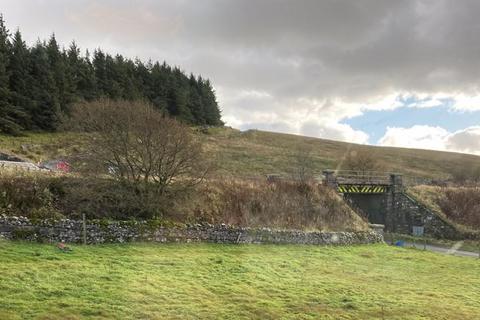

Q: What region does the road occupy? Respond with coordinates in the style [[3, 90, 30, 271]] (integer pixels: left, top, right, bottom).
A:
[[399, 241, 479, 258]]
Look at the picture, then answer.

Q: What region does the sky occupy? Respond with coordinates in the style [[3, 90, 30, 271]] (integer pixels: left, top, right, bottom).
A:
[[2, 0, 480, 155]]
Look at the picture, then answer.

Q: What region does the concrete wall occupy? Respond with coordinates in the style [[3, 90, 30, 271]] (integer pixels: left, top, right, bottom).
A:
[[0, 215, 384, 245]]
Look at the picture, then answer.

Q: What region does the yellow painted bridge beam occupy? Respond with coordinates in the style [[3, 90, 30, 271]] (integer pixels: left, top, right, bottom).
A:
[[337, 185, 387, 193]]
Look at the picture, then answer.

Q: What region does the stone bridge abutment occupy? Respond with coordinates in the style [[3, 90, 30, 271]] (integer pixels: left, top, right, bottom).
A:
[[323, 170, 464, 239]]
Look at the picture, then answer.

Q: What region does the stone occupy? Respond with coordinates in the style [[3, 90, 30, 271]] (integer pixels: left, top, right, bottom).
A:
[[0, 215, 384, 245]]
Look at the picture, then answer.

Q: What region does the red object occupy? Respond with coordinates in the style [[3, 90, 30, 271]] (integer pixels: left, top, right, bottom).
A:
[[56, 161, 71, 173]]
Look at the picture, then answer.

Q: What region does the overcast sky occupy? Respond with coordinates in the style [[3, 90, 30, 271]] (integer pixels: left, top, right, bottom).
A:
[[3, 0, 480, 155]]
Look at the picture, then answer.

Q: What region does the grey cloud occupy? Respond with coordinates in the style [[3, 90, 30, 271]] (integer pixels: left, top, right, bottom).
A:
[[3, 0, 480, 149], [10, 0, 480, 96]]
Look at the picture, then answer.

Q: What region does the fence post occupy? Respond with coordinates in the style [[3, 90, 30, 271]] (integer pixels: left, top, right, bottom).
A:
[[82, 213, 87, 245]]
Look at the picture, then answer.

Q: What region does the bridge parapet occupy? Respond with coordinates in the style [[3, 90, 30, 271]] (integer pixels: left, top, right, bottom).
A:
[[323, 170, 404, 194], [323, 170, 400, 185]]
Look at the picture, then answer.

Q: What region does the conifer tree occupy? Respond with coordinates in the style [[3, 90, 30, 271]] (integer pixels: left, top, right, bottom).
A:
[[0, 15, 12, 131], [66, 41, 81, 97], [200, 79, 222, 125], [0, 15, 223, 133], [29, 41, 61, 130], [149, 61, 168, 112], [7, 29, 31, 130], [187, 74, 206, 125], [0, 14, 22, 134], [47, 34, 74, 112], [92, 49, 107, 97], [72, 48, 97, 101]]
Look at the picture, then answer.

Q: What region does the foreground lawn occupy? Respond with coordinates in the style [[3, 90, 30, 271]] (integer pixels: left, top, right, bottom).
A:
[[0, 241, 479, 319]]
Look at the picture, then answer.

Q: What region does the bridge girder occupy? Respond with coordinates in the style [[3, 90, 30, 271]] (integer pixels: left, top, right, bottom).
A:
[[337, 184, 388, 194]]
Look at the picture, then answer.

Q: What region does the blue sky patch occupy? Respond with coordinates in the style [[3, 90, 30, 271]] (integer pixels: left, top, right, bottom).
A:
[[343, 101, 480, 144]]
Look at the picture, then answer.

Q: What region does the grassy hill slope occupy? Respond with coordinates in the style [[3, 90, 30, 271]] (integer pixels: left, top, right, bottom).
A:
[[204, 128, 480, 179], [1, 127, 480, 179]]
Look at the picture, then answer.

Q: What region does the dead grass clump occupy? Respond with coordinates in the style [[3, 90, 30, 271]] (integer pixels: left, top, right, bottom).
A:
[[186, 179, 368, 231], [437, 188, 480, 229], [409, 185, 480, 230]]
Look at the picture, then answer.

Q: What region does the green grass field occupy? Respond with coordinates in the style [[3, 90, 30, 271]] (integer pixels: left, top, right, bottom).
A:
[[0, 241, 479, 319]]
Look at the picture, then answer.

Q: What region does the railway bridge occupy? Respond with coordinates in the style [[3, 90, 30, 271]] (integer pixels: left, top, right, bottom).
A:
[[322, 170, 460, 238]]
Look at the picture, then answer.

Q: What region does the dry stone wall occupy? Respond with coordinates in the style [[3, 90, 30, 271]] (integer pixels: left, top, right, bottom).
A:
[[0, 215, 383, 245]]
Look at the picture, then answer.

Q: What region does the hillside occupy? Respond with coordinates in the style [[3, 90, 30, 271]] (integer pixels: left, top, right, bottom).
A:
[[205, 128, 480, 179], [1, 127, 480, 179], [206, 129, 479, 235]]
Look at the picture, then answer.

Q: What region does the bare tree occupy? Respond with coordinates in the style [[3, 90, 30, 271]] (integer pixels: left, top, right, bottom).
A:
[[68, 99, 208, 197], [451, 165, 480, 186], [290, 145, 316, 183], [342, 148, 385, 174]]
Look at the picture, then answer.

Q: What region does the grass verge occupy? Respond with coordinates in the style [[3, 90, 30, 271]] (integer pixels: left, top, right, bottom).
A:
[[386, 232, 480, 253]]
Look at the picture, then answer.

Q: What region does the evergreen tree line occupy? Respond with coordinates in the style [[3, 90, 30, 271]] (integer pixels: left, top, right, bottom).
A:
[[0, 15, 222, 135]]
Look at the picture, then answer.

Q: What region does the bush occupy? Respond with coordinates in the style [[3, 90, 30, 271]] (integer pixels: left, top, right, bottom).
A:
[[0, 172, 180, 220], [68, 99, 208, 197], [0, 171, 62, 219], [437, 188, 480, 229], [0, 172, 368, 231]]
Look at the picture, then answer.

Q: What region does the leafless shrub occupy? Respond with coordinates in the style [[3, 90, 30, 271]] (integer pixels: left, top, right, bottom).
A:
[[342, 148, 386, 174], [67, 99, 209, 200], [437, 188, 480, 229], [289, 145, 316, 184]]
